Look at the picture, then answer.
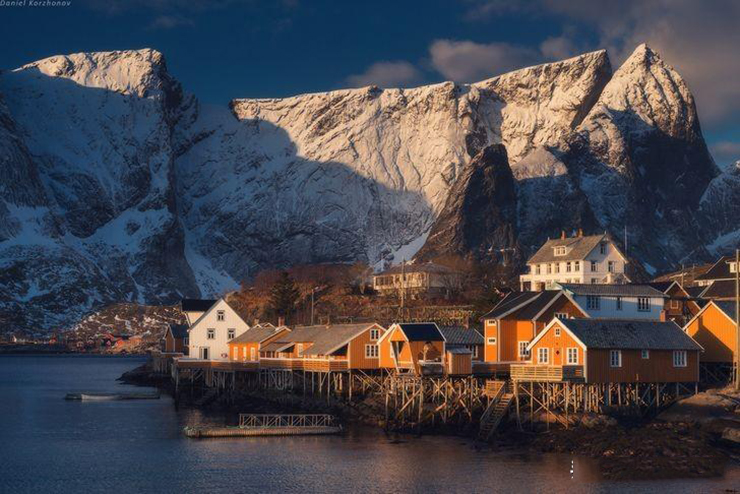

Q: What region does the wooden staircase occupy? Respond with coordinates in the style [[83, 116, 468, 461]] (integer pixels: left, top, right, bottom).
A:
[[477, 381, 514, 442]]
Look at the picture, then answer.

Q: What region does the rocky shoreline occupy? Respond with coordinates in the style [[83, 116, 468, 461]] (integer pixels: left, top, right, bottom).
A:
[[120, 362, 739, 480]]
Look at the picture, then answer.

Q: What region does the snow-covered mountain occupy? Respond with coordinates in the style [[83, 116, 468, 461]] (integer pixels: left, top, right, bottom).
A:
[[0, 45, 736, 334]]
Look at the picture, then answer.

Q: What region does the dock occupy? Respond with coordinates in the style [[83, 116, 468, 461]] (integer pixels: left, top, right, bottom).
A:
[[184, 414, 342, 438]]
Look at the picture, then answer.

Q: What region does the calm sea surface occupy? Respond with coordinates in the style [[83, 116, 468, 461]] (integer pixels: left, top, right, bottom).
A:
[[0, 355, 738, 493]]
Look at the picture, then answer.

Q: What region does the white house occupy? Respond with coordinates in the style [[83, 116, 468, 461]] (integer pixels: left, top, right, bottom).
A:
[[187, 298, 250, 361], [558, 284, 667, 321], [181, 299, 217, 325], [519, 232, 629, 291]]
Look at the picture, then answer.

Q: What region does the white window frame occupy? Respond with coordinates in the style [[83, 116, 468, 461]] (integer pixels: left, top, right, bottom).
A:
[[370, 328, 380, 340], [566, 347, 578, 365], [670, 300, 680, 309], [638, 297, 650, 312], [217, 310, 225, 322], [673, 350, 687, 367], [554, 263, 560, 274], [487, 337, 497, 345], [467, 345, 479, 358], [566, 262, 572, 273], [535, 264, 541, 275], [600, 242, 607, 255], [537, 347, 549, 364], [250, 347, 256, 361], [207, 328, 215, 340], [610, 350, 622, 368], [554, 327, 561, 337], [641, 349, 649, 359], [586, 295, 600, 310], [227, 328, 235, 340], [555, 312, 568, 320], [608, 261, 615, 273], [555, 246, 566, 256], [296, 343, 304, 356], [591, 260, 598, 272], [574, 261, 580, 272], [365, 344, 379, 358], [518, 341, 529, 359]]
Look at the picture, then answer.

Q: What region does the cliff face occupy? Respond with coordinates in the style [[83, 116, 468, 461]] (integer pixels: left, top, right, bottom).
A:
[[0, 46, 734, 333]]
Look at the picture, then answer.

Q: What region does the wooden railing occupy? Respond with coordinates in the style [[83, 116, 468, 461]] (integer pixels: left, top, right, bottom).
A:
[[510, 364, 584, 382], [259, 358, 349, 372], [239, 414, 337, 428]]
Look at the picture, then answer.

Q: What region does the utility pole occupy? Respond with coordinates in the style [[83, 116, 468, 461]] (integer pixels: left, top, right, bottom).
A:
[[735, 249, 739, 390], [310, 287, 315, 326], [400, 261, 406, 313], [624, 225, 628, 255]]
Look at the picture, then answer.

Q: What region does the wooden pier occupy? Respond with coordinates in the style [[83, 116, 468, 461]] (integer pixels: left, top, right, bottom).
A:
[[184, 414, 341, 438]]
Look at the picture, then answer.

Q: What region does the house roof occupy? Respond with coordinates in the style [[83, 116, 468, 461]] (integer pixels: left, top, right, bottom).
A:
[[395, 323, 445, 342], [527, 234, 611, 264], [447, 347, 473, 355], [695, 256, 734, 282], [516, 291, 563, 319], [558, 319, 702, 351], [648, 281, 674, 293], [301, 324, 381, 356], [376, 262, 458, 276], [482, 291, 541, 319], [181, 299, 217, 312], [700, 279, 738, 300], [230, 325, 285, 344], [714, 301, 737, 322], [168, 324, 188, 339], [559, 283, 666, 298], [261, 341, 293, 353], [685, 286, 708, 298], [438, 326, 483, 345]]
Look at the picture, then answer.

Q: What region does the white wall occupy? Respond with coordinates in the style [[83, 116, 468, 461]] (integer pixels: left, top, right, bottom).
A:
[[188, 299, 250, 361], [576, 295, 664, 320]]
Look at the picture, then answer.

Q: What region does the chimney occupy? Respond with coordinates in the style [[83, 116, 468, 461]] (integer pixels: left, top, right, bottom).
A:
[[561, 230, 566, 240], [277, 316, 285, 327], [577, 228, 583, 237]]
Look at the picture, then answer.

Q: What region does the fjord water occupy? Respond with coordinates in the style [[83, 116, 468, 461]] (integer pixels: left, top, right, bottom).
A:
[[0, 356, 737, 493]]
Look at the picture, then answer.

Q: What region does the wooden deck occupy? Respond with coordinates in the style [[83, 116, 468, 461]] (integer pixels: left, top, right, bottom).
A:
[[510, 364, 584, 382], [258, 358, 349, 372], [176, 359, 259, 371], [472, 362, 512, 375]]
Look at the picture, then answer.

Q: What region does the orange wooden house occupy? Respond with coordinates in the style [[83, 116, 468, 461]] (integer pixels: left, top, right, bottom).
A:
[[259, 323, 387, 372], [163, 324, 188, 354], [378, 323, 446, 375], [228, 323, 287, 363], [482, 290, 587, 366], [684, 301, 737, 364], [520, 319, 702, 383]]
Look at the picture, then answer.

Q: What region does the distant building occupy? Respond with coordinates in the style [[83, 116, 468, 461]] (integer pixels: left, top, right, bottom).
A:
[[163, 324, 189, 354], [519, 232, 629, 291], [649, 281, 705, 326], [558, 283, 667, 321], [373, 262, 463, 298], [187, 298, 250, 361]]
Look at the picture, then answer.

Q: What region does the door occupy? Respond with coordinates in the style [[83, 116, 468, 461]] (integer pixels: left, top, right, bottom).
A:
[[201, 347, 210, 360]]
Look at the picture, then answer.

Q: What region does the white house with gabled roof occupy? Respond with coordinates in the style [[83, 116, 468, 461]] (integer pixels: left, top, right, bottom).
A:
[[187, 298, 250, 361], [520, 231, 630, 291]]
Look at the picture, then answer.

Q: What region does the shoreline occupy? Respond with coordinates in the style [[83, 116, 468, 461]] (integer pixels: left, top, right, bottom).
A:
[[120, 361, 740, 481]]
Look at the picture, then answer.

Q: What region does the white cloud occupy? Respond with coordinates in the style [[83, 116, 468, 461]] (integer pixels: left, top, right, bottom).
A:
[[711, 141, 740, 168], [429, 39, 539, 82], [539, 36, 579, 61], [149, 15, 194, 30], [345, 61, 423, 88]]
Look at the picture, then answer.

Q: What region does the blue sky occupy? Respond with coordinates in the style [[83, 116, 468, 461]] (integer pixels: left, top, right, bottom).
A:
[[1, 0, 739, 166]]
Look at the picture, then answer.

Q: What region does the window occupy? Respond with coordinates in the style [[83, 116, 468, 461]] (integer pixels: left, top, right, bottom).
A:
[[207, 328, 215, 340], [608, 261, 615, 273], [297, 343, 304, 356], [586, 295, 600, 310], [365, 344, 379, 358], [616, 297, 622, 311], [591, 261, 598, 272], [518, 341, 529, 359], [370, 328, 380, 340], [566, 262, 572, 273], [555, 246, 566, 256], [641, 349, 650, 359], [468, 345, 479, 358], [554, 327, 561, 337], [638, 297, 650, 312], [242, 347, 247, 359], [217, 310, 225, 321], [590, 278, 598, 284], [600, 242, 607, 255], [535, 264, 541, 275], [673, 350, 687, 367], [547, 264, 552, 274], [250, 347, 256, 360], [487, 337, 497, 345], [574, 261, 580, 272], [537, 347, 549, 364], [610, 350, 622, 368], [731, 262, 738, 273], [670, 300, 680, 309], [555, 312, 568, 320], [554, 263, 560, 274], [567, 348, 578, 365], [227, 328, 235, 340]]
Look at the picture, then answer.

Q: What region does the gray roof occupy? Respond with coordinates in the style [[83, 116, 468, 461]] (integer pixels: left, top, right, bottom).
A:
[[279, 324, 381, 356], [168, 324, 188, 339], [516, 291, 564, 319], [561, 319, 702, 351], [700, 280, 737, 300], [528, 234, 607, 264], [559, 283, 667, 298], [396, 323, 444, 342], [230, 324, 284, 344], [714, 301, 737, 321], [181, 299, 217, 312], [695, 256, 734, 282], [482, 291, 541, 319], [438, 326, 484, 345], [447, 347, 472, 355]]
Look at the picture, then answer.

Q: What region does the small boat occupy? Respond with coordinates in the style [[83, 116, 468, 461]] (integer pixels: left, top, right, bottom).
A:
[[65, 392, 160, 401]]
